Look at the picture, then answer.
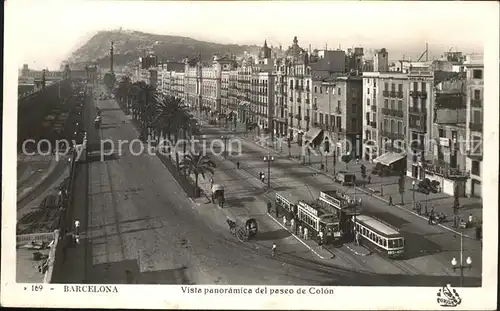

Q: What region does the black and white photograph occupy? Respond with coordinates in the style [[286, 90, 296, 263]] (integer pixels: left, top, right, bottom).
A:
[[2, 1, 498, 309]]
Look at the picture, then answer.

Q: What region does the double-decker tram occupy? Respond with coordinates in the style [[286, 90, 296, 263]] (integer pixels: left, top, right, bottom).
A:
[[354, 215, 405, 259]]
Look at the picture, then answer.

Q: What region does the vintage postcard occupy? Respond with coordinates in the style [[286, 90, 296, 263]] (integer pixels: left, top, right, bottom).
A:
[[2, 0, 498, 309]]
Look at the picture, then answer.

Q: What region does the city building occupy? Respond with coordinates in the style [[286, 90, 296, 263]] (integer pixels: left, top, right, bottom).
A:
[[373, 48, 389, 72], [428, 72, 468, 196], [464, 54, 483, 197], [362, 71, 409, 172]]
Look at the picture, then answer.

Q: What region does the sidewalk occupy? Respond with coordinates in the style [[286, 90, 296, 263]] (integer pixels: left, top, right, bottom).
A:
[[205, 119, 483, 239]]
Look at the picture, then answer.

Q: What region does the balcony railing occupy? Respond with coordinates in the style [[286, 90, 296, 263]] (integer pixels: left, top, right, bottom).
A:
[[383, 90, 389, 97], [313, 104, 318, 110], [382, 108, 404, 118], [288, 112, 293, 118], [371, 105, 377, 112], [297, 98, 301, 103], [410, 90, 418, 98], [419, 91, 427, 99], [396, 91, 403, 98], [408, 106, 426, 115], [369, 121, 377, 128], [289, 97, 293, 102], [295, 114, 302, 120], [305, 98, 310, 104], [306, 86, 310, 92], [390, 91, 397, 98], [424, 162, 470, 180], [409, 122, 426, 133], [469, 122, 483, 131], [471, 99, 482, 107], [381, 131, 405, 140], [335, 107, 342, 114]]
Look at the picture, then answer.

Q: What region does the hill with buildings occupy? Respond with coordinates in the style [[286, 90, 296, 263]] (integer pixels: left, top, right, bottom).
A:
[[68, 29, 262, 68]]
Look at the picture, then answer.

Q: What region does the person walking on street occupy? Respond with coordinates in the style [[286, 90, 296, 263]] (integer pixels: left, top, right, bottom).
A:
[[318, 230, 324, 247], [303, 227, 309, 240], [388, 196, 393, 206], [272, 242, 277, 257], [74, 220, 80, 236], [290, 218, 295, 232], [298, 225, 303, 238], [282, 215, 287, 227], [468, 213, 474, 227], [368, 175, 371, 184], [236, 161, 240, 169]]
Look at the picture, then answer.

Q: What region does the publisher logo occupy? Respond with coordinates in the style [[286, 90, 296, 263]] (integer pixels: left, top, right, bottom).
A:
[[437, 284, 462, 307]]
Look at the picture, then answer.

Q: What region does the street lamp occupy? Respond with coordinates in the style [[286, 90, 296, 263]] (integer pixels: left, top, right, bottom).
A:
[[412, 181, 416, 210], [451, 231, 472, 286], [221, 135, 228, 158], [263, 152, 274, 190]]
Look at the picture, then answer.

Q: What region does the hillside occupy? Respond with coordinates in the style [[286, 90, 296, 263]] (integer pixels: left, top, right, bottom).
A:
[[69, 29, 261, 67]]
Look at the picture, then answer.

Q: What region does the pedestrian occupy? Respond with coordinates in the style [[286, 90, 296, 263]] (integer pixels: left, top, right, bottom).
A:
[[236, 161, 240, 169], [468, 213, 474, 227], [430, 206, 435, 217], [416, 203, 422, 215], [74, 220, 80, 236], [290, 218, 295, 231], [368, 175, 371, 184], [304, 227, 309, 240], [282, 215, 287, 227], [318, 230, 324, 246], [272, 242, 277, 257], [356, 158, 359, 165], [428, 214, 433, 225], [298, 225, 303, 238], [388, 196, 393, 206], [275, 206, 279, 218]]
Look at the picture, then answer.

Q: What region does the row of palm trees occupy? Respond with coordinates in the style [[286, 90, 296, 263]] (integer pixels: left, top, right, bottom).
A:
[[114, 76, 215, 197]]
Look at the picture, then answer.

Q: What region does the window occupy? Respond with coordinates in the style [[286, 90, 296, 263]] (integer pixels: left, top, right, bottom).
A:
[[398, 84, 403, 93], [473, 69, 483, 79], [384, 82, 388, 91], [352, 104, 357, 113], [438, 128, 444, 137], [472, 160, 480, 175], [319, 113, 324, 124], [314, 86, 318, 93], [337, 100, 341, 108], [421, 82, 426, 92], [391, 100, 396, 110], [473, 110, 481, 124], [474, 89, 481, 100], [373, 98, 377, 106], [314, 97, 317, 105], [374, 80, 377, 87], [398, 121, 403, 135], [384, 99, 389, 108], [391, 83, 396, 91], [398, 100, 403, 111], [351, 118, 357, 131], [336, 116, 341, 129], [367, 88, 370, 94], [330, 115, 335, 127], [367, 98, 370, 106], [338, 88, 341, 96], [413, 82, 418, 91]]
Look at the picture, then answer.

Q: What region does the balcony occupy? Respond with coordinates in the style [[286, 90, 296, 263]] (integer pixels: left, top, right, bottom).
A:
[[371, 105, 377, 112], [383, 90, 389, 97], [390, 91, 397, 98], [306, 98, 310, 104], [410, 141, 424, 151], [313, 104, 318, 110], [471, 99, 482, 108], [289, 97, 293, 102], [410, 90, 418, 98], [381, 131, 405, 140], [288, 112, 293, 118], [424, 160, 470, 180], [295, 114, 302, 120], [304, 115, 310, 122], [469, 122, 482, 132], [382, 108, 404, 118], [369, 121, 377, 128], [290, 85, 294, 90], [297, 98, 301, 103], [335, 107, 342, 114], [397, 91, 404, 98], [306, 86, 310, 92], [409, 122, 426, 133], [408, 106, 426, 115]]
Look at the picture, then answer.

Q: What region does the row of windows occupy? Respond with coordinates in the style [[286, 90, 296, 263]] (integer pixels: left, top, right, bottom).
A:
[[298, 211, 319, 232]]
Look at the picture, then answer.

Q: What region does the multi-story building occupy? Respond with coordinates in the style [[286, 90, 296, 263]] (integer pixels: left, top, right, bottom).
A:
[[428, 72, 468, 196], [362, 72, 409, 171], [373, 48, 389, 72], [407, 63, 435, 180], [464, 54, 483, 197], [250, 71, 275, 134]]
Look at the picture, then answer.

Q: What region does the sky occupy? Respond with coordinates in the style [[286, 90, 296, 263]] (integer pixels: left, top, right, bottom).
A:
[[5, 0, 497, 70]]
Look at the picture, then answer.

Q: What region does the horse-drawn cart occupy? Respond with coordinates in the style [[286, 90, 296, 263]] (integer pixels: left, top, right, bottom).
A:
[[211, 184, 225, 208], [226, 218, 258, 242]]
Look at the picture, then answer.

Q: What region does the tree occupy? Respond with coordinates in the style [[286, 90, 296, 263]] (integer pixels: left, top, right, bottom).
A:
[[135, 83, 157, 138], [341, 153, 352, 170], [398, 174, 405, 205], [103, 72, 116, 92], [179, 153, 216, 197]]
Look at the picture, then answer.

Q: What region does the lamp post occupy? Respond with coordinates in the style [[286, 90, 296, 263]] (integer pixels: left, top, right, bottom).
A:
[[263, 152, 274, 190], [221, 135, 228, 158], [451, 231, 472, 286], [412, 181, 416, 210]]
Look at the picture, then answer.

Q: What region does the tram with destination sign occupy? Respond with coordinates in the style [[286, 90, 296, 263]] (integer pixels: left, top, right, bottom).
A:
[[297, 201, 342, 243], [354, 215, 405, 259]]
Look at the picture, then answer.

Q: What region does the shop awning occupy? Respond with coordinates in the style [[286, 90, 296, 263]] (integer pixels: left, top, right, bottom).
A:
[[304, 128, 323, 144], [238, 101, 250, 107], [373, 152, 406, 166]]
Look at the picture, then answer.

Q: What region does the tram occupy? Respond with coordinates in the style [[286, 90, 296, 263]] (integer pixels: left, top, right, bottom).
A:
[[354, 215, 405, 259]]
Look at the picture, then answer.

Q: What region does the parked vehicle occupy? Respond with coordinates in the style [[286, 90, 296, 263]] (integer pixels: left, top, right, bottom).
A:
[[417, 178, 440, 194], [334, 171, 356, 186]]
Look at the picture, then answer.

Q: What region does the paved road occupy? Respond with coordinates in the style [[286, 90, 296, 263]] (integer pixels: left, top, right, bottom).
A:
[[54, 86, 417, 286], [199, 122, 482, 286]]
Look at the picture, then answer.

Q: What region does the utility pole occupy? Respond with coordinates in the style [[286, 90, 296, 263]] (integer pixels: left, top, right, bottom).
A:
[[110, 41, 114, 73]]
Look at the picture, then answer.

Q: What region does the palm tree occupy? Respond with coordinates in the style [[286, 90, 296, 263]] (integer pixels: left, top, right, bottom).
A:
[[136, 83, 157, 138], [117, 76, 132, 106], [179, 152, 216, 197]]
